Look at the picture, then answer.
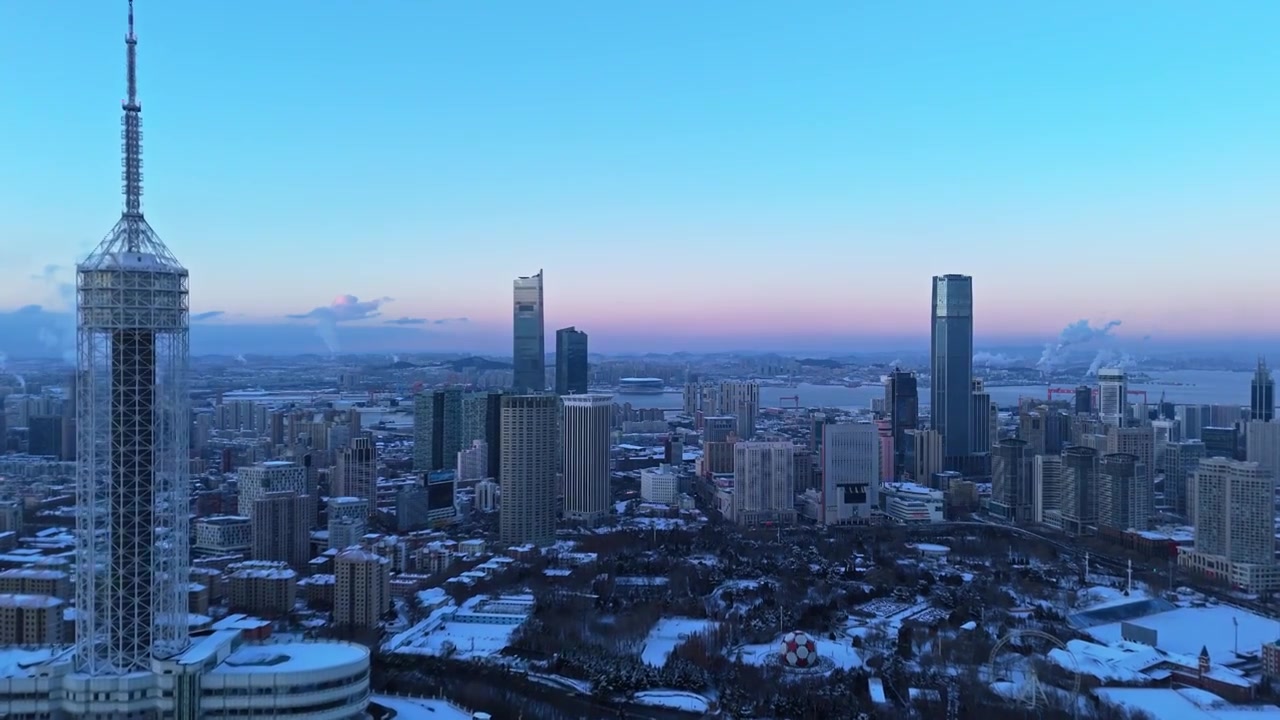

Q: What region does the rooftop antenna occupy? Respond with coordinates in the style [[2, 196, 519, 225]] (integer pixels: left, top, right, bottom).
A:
[[121, 0, 144, 248]]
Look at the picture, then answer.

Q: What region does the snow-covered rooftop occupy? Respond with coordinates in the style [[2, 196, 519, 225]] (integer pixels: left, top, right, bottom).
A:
[[209, 642, 368, 675]]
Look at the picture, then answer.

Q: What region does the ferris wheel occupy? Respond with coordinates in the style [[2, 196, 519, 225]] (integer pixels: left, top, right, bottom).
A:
[[986, 629, 1081, 712]]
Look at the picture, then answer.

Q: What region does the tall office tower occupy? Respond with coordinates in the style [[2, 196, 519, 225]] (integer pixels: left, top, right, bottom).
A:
[[1074, 385, 1094, 415], [876, 419, 895, 482], [883, 370, 918, 478], [732, 442, 797, 525], [903, 428, 944, 483], [720, 381, 760, 440], [237, 460, 307, 525], [990, 439, 1034, 523], [1254, 358, 1276, 422], [461, 392, 488, 445], [457, 439, 489, 480], [268, 410, 286, 446], [1106, 425, 1155, 480], [1202, 426, 1239, 460], [27, 416, 64, 457], [1044, 411, 1073, 454], [1060, 446, 1099, 536], [1018, 411, 1046, 456], [251, 491, 311, 569], [333, 548, 391, 628], [1164, 440, 1205, 518], [499, 395, 558, 545], [1034, 454, 1063, 527], [555, 327, 589, 395], [413, 387, 463, 472], [75, 1, 190, 673], [1097, 368, 1128, 426], [335, 435, 376, 509], [561, 394, 612, 525], [970, 379, 993, 454], [1184, 459, 1275, 589], [1246, 421, 1280, 487], [1097, 453, 1152, 532], [682, 381, 702, 415], [1178, 404, 1210, 441], [820, 423, 880, 525], [930, 274, 974, 465], [512, 270, 546, 392]]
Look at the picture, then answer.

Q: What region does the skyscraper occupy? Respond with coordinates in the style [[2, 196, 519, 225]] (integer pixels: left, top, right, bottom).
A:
[[732, 442, 796, 525], [1060, 446, 1099, 536], [1182, 458, 1275, 591], [1097, 368, 1128, 427], [414, 387, 463, 472], [561, 394, 613, 525], [970, 379, 994, 454], [1253, 358, 1275, 422], [930, 274, 973, 465], [237, 461, 308, 525], [1097, 453, 1152, 532], [513, 270, 546, 392], [720, 381, 760, 440], [335, 435, 377, 510], [499, 395, 558, 545], [820, 422, 880, 525], [555, 327, 589, 395], [883, 369, 918, 479], [990, 439, 1033, 523], [75, 0, 190, 674]]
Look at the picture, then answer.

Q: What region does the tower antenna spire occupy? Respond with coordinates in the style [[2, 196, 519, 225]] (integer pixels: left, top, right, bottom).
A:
[[121, 0, 144, 237]]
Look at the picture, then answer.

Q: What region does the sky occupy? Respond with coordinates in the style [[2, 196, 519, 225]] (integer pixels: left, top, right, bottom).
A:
[[1, 1, 1279, 356]]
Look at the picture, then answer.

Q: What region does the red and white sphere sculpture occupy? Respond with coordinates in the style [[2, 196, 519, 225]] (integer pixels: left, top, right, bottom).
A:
[[779, 630, 819, 668]]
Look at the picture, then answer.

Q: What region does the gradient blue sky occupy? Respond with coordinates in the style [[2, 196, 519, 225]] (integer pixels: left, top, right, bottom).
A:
[[2, 1, 1279, 354]]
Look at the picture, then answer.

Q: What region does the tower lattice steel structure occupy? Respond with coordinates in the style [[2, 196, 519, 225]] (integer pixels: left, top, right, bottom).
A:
[[75, 0, 191, 674]]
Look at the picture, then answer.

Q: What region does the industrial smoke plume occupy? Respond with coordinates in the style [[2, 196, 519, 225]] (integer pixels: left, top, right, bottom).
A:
[[1037, 319, 1122, 369], [288, 294, 394, 354]]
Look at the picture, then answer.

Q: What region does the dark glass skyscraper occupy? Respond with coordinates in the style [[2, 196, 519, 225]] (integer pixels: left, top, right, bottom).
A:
[[930, 274, 974, 465], [512, 270, 545, 392], [1253, 358, 1274, 422], [555, 326, 589, 395], [883, 369, 918, 479]]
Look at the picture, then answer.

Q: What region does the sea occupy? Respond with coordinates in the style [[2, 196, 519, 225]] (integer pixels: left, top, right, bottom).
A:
[[610, 370, 1258, 412]]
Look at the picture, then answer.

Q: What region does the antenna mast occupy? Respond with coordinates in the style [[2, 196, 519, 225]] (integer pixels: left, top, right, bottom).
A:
[[121, 0, 145, 244]]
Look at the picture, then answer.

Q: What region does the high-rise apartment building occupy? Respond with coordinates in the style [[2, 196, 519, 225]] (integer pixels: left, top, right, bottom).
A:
[[250, 491, 311, 570], [1163, 440, 1206, 518], [732, 442, 796, 525], [1019, 411, 1046, 456], [1098, 453, 1152, 532], [457, 439, 490, 481], [555, 327, 589, 395], [237, 460, 307, 525], [1246, 420, 1280, 487], [1033, 454, 1063, 527], [1253, 358, 1275, 422], [883, 370, 918, 479], [513, 270, 546, 392], [327, 496, 369, 551], [971, 379, 994, 454], [1181, 458, 1278, 592], [499, 395, 558, 545], [720, 381, 760, 441], [334, 548, 391, 628], [1060, 446, 1099, 536], [1097, 368, 1128, 427], [335, 435, 377, 510], [820, 423, 880, 525], [414, 387, 463, 472], [903, 428, 944, 483], [561, 394, 613, 525], [991, 439, 1034, 523], [1106, 425, 1155, 480], [1074, 385, 1093, 415], [930, 274, 974, 464], [1202, 426, 1239, 460]]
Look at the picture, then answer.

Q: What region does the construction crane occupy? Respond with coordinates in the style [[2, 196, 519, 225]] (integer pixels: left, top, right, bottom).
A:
[[779, 395, 800, 409]]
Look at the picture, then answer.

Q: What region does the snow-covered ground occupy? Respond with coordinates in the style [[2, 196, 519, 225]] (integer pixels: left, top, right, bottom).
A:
[[1086, 604, 1275, 664], [633, 689, 711, 713], [641, 617, 721, 666], [1095, 687, 1280, 720], [371, 695, 473, 720], [734, 634, 864, 671], [384, 597, 532, 660]]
